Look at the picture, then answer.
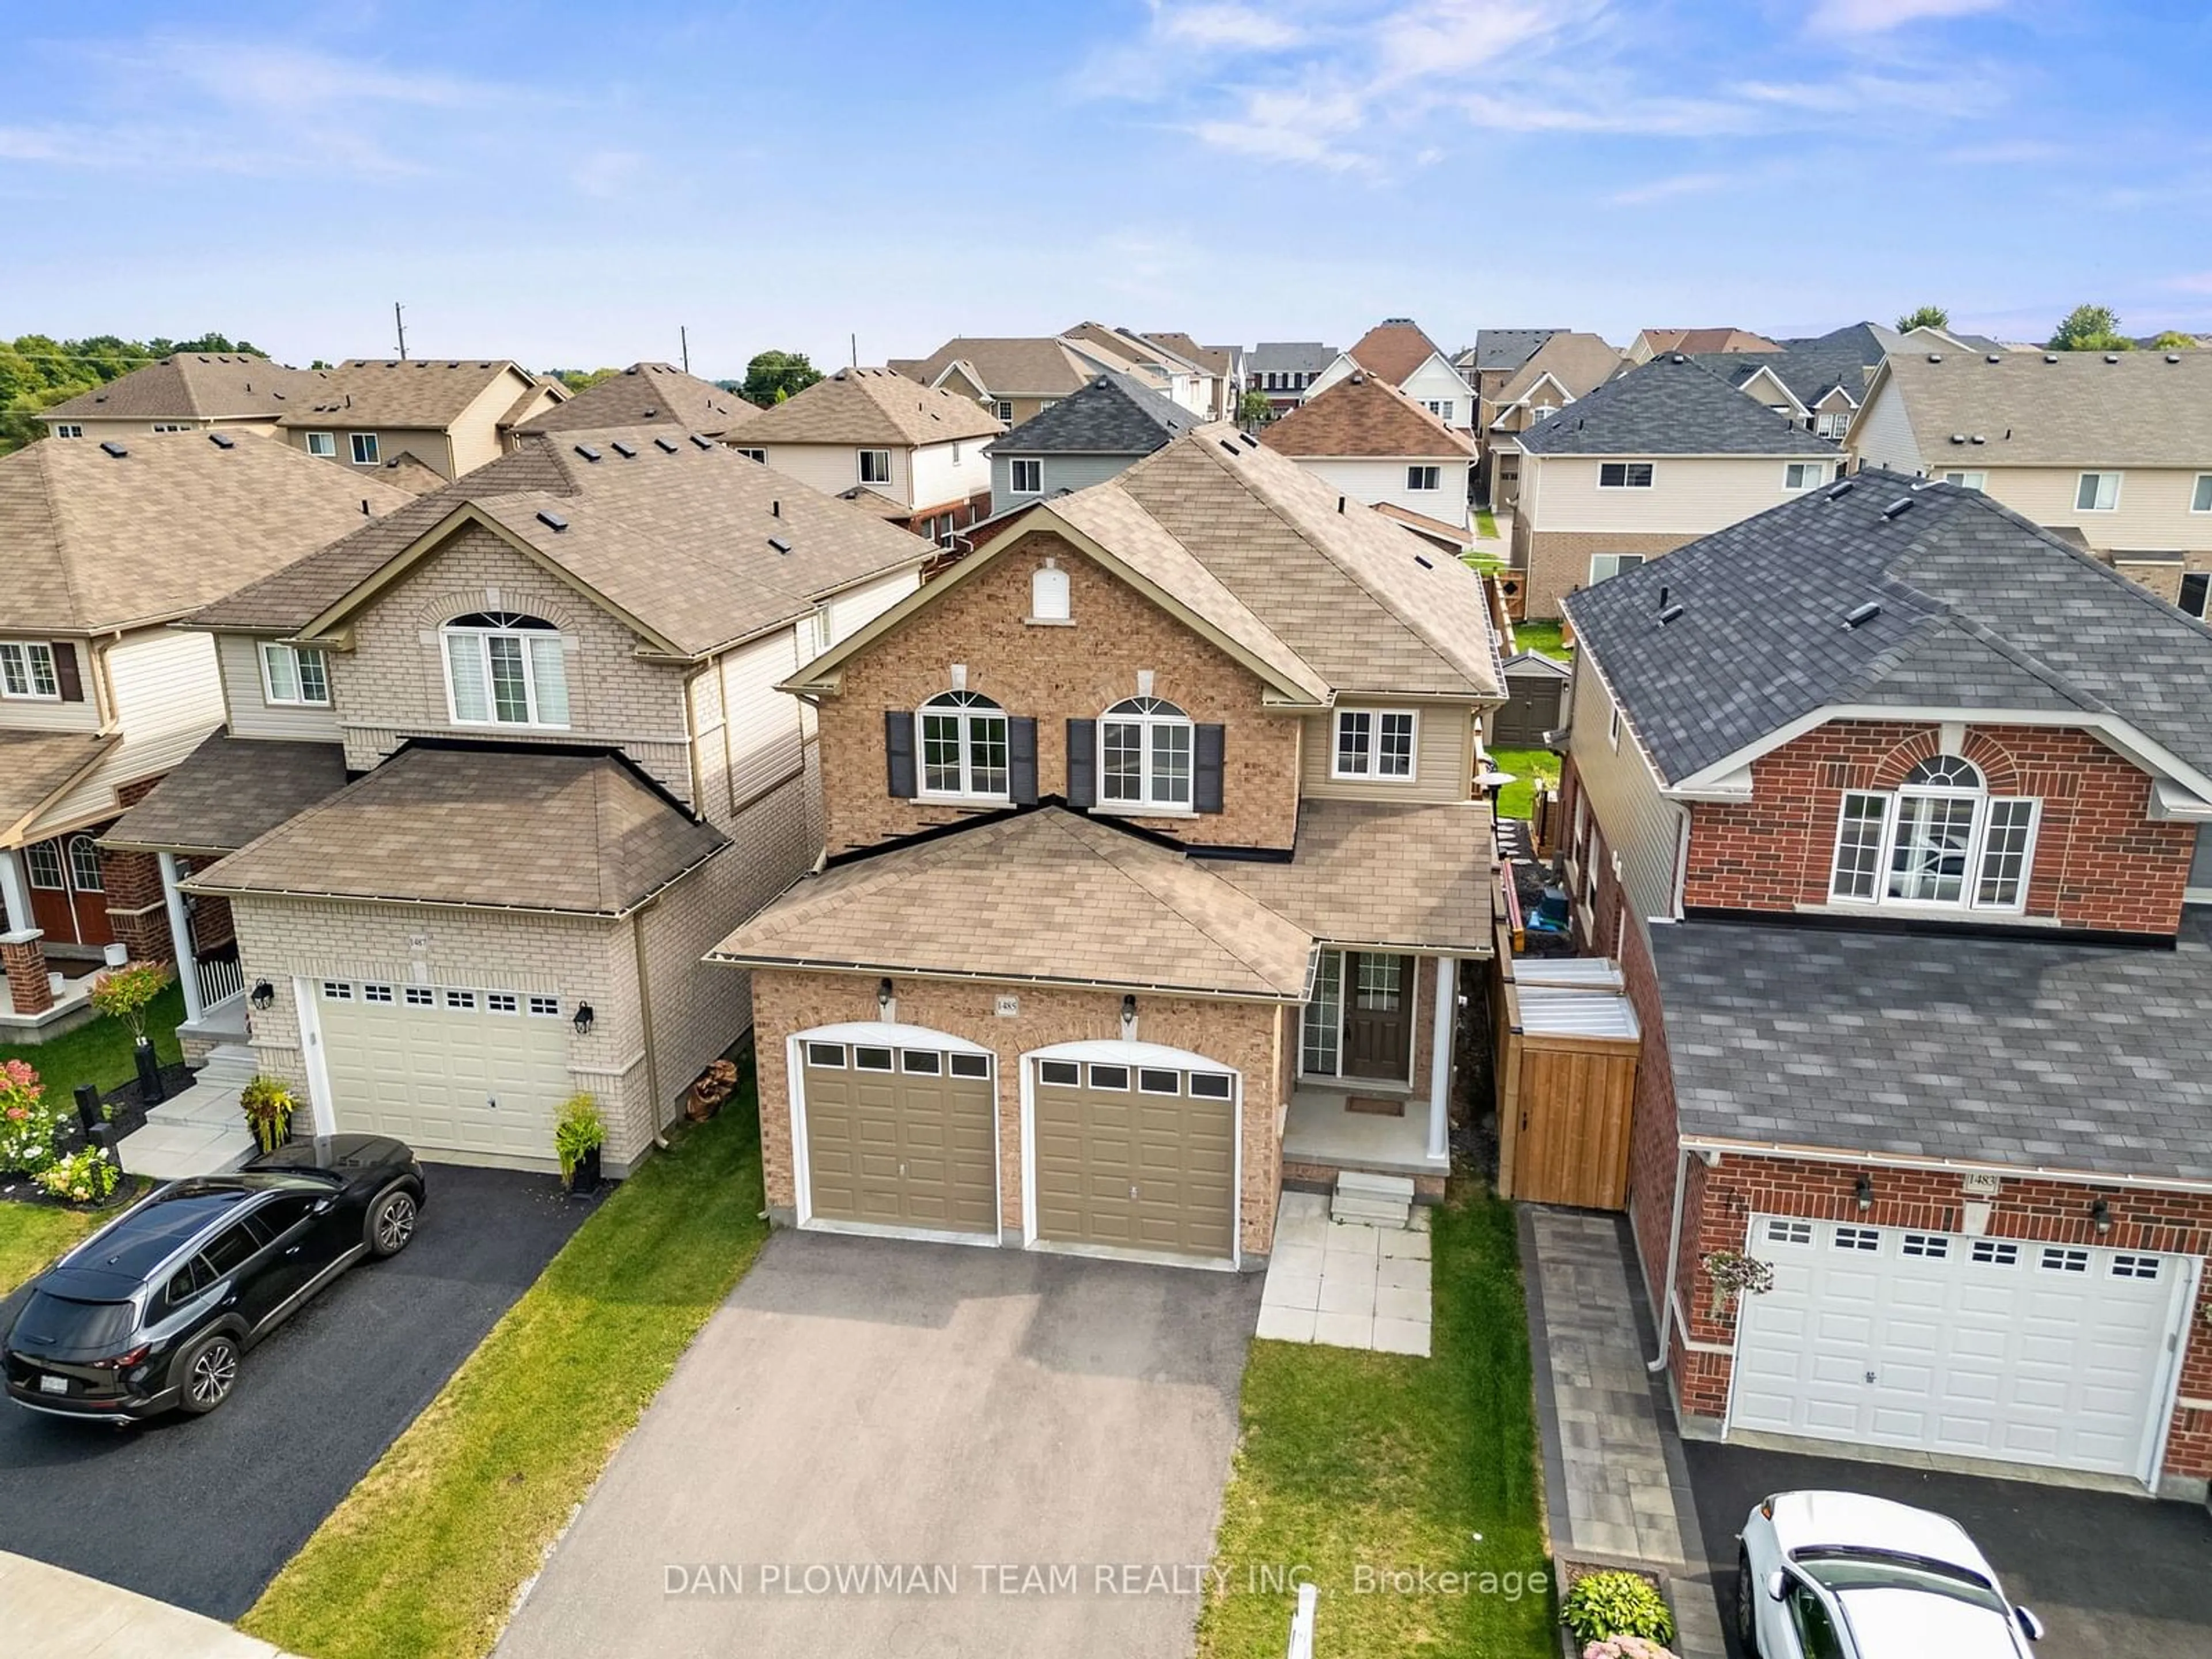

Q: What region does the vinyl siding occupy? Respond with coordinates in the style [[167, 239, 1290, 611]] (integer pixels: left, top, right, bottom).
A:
[[219, 633, 342, 741], [1523, 452, 1838, 535], [908, 438, 992, 511], [757, 442, 912, 508], [1287, 456, 1472, 532], [1300, 703, 1475, 802], [692, 630, 804, 827], [825, 567, 921, 643], [30, 628, 225, 836], [1846, 378, 1923, 474], [286, 425, 455, 479], [1396, 359, 1476, 428], [1564, 656, 1684, 923], [989, 452, 1138, 513], [1974, 465, 2212, 554]]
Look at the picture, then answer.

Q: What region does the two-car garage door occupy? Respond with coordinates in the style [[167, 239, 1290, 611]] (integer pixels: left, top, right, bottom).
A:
[[1729, 1215, 2193, 1480]]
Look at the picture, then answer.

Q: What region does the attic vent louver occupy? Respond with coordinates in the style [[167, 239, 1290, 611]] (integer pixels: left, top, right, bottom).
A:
[[1239, 431, 1258, 448], [1823, 480, 1854, 501], [574, 444, 602, 462], [1986, 353, 2002, 363], [1414, 555, 1434, 569], [654, 437, 680, 453], [2044, 353, 2059, 364], [1218, 440, 1241, 457], [611, 440, 637, 459], [2103, 353, 2120, 364], [99, 440, 127, 458], [690, 434, 714, 450], [1843, 601, 1882, 629], [1658, 603, 1685, 625], [536, 510, 569, 532], [1926, 352, 1942, 363], [208, 433, 235, 449], [768, 535, 793, 554], [1881, 498, 1914, 520]]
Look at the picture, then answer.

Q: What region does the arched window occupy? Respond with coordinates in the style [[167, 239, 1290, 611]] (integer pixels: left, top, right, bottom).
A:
[[1830, 751, 2039, 912], [442, 611, 568, 728], [1031, 563, 1069, 622], [67, 835, 103, 893], [1099, 697, 1192, 810], [916, 691, 1008, 800], [1888, 756, 1982, 903]]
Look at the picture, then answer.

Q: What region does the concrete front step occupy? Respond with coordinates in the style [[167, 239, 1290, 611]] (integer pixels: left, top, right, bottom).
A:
[[117, 1118, 255, 1181], [148, 1086, 247, 1128], [1333, 1170, 1415, 1229]]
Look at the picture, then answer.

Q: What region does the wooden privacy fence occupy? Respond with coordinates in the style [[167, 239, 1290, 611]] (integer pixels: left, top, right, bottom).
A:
[[1493, 926, 1641, 1210]]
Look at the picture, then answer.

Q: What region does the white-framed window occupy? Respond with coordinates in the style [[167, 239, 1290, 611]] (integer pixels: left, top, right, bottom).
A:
[[2192, 475, 2212, 513], [24, 843, 64, 889], [916, 689, 1009, 800], [806, 1041, 846, 1067], [994, 400, 1014, 423], [1607, 700, 1622, 750], [1188, 1071, 1231, 1099], [323, 981, 354, 1000], [442, 611, 569, 728], [1834, 1226, 1880, 1252], [2182, 573, 2211, 620], [1422, 398, 1455, 423], [1589, 553, 1645, 584], [1764, 1219, 1814, 1247], [1943, 471, 1987, 491], [0, 642, 59, 700], [306, 431, 336, 457], [1902, 1232, 1949, 1259], [1406, 465, 1441, 492], [67, 835, 102, 892], [1088, 1063, 1130, 1090], [1099, 696, 1194, 809], [854, 1046, 894, 1071], [858, 448, 892, 486], [949, 1052, 990, 1078], [350, 433, 380, 465], [52, 423, 82, 438], [2074, 471, 2121, 512], [151, 422, 192, 433], [1039, 1059, 1080, 1086], [2112, 1254, 2160, 1280], [735, 446, 766, 463], [1971, 1240, 2020, 1266], [1138, 1067, 1180, 1095], [444, 989, 476, 1010], [1815, 410, 1851, 440], [1301, 950, 1342, 1074], [259, 642, 330, 707], [901, 1049, 942, 1074], [363, 983, 395, 1003], [1333, 707, 1416, 780], [2040, 1247, 2089, 1273], [528, 994, 560, 1017], [1599, 461, 1654, 488], [404, 985, 435, 1006], [1010, 457, 1043, 494], [485, 992, 519, 1013], [1827, 756, 2038, 911], [1783, 461, 1828, 490]]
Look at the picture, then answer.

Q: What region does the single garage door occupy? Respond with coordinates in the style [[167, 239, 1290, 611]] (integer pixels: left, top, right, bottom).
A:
[[1729, 1215, 2189, 1480], [799, 1039, 997, 1236], [1033, 1058, 1236, 1262], [317, 979, 572, 1162]]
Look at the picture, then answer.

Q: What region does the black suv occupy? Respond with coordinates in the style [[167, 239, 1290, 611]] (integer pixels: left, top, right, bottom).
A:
[[3, 1134, 425, 1421]]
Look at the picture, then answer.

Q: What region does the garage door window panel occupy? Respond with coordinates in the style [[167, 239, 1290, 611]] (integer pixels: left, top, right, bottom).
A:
[[807, 1042, 846, 1067], [902, 1050, 942, 1074], [1088, 1064, 1130, 1090], [1039, 1060, 1079, 1086], [854, 1046, 894, 1071], [949, 1053, 990, 1078]]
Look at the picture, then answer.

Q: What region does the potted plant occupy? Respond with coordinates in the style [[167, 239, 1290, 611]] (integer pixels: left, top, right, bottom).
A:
[[90, 960, 175, 1107], [240, 1075, 297, 1154], [555, 1093, 605, 1196]]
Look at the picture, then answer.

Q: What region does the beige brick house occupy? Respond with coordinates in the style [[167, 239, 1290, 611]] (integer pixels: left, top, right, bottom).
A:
[[111, 429, 930, 1174], [711, 427, 1505, 1267]]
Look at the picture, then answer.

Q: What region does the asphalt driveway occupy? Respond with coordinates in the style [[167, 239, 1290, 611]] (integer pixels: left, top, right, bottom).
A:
[[1684, 1439, 2212, 1657], [0, 1164, 593, 1619], [495, 1230, 1264, 1659]]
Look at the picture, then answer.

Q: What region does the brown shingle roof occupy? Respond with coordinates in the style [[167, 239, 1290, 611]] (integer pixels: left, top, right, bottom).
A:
[[888, 339, 1099, 401], [710, 808, 1313, 999], [103, 733, 347, 856], [1213, 800, 1495, 951], [0, 730, 115, 844], [187, 744, 726, 915], [1871, 349, 2212, 468], [1, 433, 415, 634], [1641, 328, 1781, 356], [275, 359, 537, 431], [1140, 332, 1233, 378], [734, 366, 1002, 448], [1345, 319, 1449, 387], [188, 431, 928, 657], [1259, 372, 1475, 459], [43, 355, 328, 423], [517, 363, 760, 439], [1493, 332, 1626, 406]]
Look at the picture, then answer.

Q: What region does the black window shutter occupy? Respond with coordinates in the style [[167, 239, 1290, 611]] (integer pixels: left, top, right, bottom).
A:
[[1066, 719, 1096, 809], [1194, 723, 1226, 813], [1008, 717, 1039, 805], [49, 642, 84, 703], [884, 710, 917, 799]]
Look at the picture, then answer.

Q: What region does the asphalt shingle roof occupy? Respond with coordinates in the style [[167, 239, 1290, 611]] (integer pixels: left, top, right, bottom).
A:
[[887, 338, 1100, 400], [1652, 909, 2212, 1180], [1212, 799, 1494, 950], [734, 366, 1003, 448], [1492, 332, 1626, 408], [1344, 319, 1449, 387], [103, 733, 347, 855], [1467, 329, 1562, 373], [1248, 342, 1338, 377], [1560, 469, 2212, 785], [517, 363, 760, 439], [0, 730, 114, 841], [1518, 353, 1842, 457], [1259, 371, 1475, 460], [986, 372, 1197, 457], [275, 359, 545, 430], [1872, 348, 2212, 468], [43, 355, 325, 422]]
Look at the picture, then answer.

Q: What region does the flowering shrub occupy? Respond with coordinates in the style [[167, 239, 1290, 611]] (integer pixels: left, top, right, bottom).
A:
[[1584, 1638, 1680, 1659], [35, 1146, 120, 1205], [0, 1058, 69, 1174], [90, 959, 173, 1044], [1561, 1570, 1676, 1646], [1702, 1248, 1776, 1317]]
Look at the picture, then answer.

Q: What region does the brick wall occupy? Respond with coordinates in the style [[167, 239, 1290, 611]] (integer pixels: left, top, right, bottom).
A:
[[750, 966, 1289, 1259], [815, 531, 1304, 857], [101, 783, 171, 964], [1517, 528, 1696, 621], [1685, 721, 2194, 934]]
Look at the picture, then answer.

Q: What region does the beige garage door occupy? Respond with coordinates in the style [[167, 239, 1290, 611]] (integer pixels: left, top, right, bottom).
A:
[[800, 1039, 997, 1235], [318, 979, 571, 1162], [1033, 1058, 1237, 1261]]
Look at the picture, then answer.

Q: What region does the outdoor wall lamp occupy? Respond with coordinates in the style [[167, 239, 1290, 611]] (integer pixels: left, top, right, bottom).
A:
[[249, 979, 275, 1011], [878, 978, 893, 1014], [571, 1002, 594, 1036], [1121, 994, 1137, 1037], [2090, 1198, 2112, 1236], [1854, 1173, 1874, 1213]]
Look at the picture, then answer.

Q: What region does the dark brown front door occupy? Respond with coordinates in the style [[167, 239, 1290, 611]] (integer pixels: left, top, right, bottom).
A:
[[1342, 953, 1412, 1080]]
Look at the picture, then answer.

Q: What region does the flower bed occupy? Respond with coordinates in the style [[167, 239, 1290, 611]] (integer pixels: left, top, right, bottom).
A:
[[1553, 1558, 1679, 1659]]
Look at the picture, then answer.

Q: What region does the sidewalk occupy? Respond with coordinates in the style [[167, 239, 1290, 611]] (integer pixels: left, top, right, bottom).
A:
[[1, 1550, 296, 1659], [1520, 1207, 1725, 1659]]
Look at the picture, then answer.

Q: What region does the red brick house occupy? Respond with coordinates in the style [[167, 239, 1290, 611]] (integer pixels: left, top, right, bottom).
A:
[[1559, 469, 2212, 1499]]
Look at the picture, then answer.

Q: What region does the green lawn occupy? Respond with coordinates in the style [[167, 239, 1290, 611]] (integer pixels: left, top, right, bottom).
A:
[[0, 981, 187, 1102], [1197, 1190, 1553, 1658], [0, 1203, 105, 1295], [241, 1057, 771, 1659], [1509, 620, 1569, 662], [1488, 747, 1562, 824], [1474, 508, 1501, 541]]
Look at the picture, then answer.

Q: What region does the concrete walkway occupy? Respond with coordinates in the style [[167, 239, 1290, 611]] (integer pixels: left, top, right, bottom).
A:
[[116, 1044, 256, 1179], [1257, 1190, 1431, 1354], [1521, 1207, 1725, 1659], [1, 1550, 296, 1658]]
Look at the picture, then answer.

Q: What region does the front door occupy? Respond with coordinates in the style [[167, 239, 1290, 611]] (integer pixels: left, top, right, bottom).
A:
[[65, 835, 112, 948], [1342, 953, 1412, 1080], [19, 834, 113, 948]]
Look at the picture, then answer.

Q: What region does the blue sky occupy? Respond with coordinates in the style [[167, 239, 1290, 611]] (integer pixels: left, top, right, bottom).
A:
[[2, 1, 2206, 376]]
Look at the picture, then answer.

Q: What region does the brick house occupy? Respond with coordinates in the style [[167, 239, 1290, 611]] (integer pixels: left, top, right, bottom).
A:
[[1558, 468, 2212, 1497], [109, 430, 929, 1174], [711, 427, 1505, 1268], [0, 433, 412, 1037]]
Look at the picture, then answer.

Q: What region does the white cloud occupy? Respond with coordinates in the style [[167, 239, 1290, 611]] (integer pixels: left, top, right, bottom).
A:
[[1808, 0, 2006, 33], [1372, 1, 1566, 84], [1607, 171, 1733, 206], [1153, 3, 1308, 51]]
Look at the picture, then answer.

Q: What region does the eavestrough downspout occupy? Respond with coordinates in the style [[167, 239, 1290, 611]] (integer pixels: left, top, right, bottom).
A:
[[1647, 1143, 1692, 1373], [632, 904, 665, 1149]]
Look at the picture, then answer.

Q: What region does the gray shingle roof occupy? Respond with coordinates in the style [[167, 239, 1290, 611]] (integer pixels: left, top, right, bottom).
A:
[[986, 372, 1198, 457], [1468, 329, 1562, 373], [1561, 469, 2212, 785], [1703, 323, 1888, 408], [1248, 342, 1336, 377], [1652, 909, 2212, 1180], [1519, 353, 1842, 457]]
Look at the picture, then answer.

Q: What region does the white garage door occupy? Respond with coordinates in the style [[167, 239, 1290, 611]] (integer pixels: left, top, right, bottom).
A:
[[1729, 1215, 2191, 1481], [316, 979, 572, 1162]]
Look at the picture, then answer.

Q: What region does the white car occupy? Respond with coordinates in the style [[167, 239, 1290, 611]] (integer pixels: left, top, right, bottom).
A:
[[1736, 1491, 2045, 1658]]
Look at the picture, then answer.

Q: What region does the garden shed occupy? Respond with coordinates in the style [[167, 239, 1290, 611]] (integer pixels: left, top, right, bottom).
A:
[[1493, 651, 1571, 747], [1493, 947, 1641, 1210]]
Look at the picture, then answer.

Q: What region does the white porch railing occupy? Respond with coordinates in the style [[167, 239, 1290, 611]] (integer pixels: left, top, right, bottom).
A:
[[195, 954, 245, 1010]]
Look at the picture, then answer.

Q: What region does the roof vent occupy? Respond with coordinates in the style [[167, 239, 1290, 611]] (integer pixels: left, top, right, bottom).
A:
[[1824, 480, 1854, 501], [2168, 353, 2184, 364], [832, 368, 848, 380], [1926, 352, 1942, 363], [768, 535, 792, 554], [1880, 498, 1914, 520], [1238, 431, 1258, 448], [2044, 353, 2059, 364], [99, 440, 127, 457], [1986, 353, 2002, 363], [1414, 554, 1434, 569], [654, 436, 680, 454], [1843, 601, 1883, 629], [2103, 353, 2120, 363], [1669, 353, 1685, 364], [360, 499, 372, 516], [1969, 434, 1985, 445], [690, 434, 714, 450], [772, 499, 781, 517], [641, 406, 658, 417], [1658, 603, 1685, 626], [1337, 495, 1346, 514], [574, 444, 602, 462], [536, 510, 568, 532], [611, 440, 637, 459], [207, 433, 235, 449], [1949, 433, 1966, 444], [1218, 439, 1241, 457]]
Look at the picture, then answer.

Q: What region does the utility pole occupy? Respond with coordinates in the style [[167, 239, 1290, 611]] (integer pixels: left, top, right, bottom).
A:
[[393, 302, 408, 361], [680, 325, 690, 374]]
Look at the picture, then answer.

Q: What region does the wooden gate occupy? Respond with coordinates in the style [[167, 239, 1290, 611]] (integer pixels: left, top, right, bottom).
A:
[[1493, 936, 1640, 1210]]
